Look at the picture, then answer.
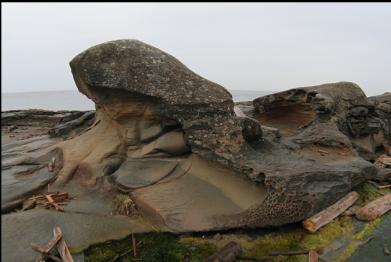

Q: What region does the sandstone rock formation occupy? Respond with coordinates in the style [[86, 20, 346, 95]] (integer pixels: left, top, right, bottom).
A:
[[2, 39, 390, 261]]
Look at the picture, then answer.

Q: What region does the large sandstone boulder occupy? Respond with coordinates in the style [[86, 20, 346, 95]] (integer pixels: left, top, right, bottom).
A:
[[68, 39, 263, 180]]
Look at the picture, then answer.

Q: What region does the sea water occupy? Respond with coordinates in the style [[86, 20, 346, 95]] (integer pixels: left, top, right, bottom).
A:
[[1, 90, 273, 111]]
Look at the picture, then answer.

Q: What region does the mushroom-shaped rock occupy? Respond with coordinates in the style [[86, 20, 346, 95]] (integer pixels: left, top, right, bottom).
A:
[[68, 39, 263, 181]]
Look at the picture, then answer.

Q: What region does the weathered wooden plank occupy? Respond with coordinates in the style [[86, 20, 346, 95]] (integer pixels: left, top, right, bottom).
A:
[[303, 191, 359, 232], [355, 194, 391, 221]]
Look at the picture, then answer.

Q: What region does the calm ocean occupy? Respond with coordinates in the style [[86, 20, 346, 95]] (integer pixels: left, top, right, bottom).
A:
[[1, 90, 272, 111]]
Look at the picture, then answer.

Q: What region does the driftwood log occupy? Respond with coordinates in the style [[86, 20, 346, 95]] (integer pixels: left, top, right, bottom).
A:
[[31, 230, 63, 254], [303, 191, 359, 232], [206, 241, 242, 262], [355, 194, 391, 221], [45, 194, 64, 212]]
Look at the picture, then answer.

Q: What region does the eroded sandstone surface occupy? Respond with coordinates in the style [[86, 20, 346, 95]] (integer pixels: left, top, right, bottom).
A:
[[2, 40, 390, 262]]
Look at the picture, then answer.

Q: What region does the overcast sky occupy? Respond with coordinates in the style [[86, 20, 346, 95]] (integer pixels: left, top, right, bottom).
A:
[[2, 3, 390, 96]]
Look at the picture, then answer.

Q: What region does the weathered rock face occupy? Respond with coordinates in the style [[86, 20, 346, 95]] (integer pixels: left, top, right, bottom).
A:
[[254, 82, 367, 135], [252, 83, 390, 162], [2, 39, 390, 262], [68, 39, 263, 180]]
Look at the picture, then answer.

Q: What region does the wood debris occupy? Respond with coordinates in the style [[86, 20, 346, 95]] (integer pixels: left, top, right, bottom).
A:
[[355, 194, 391, 221], [303, 191, 359, 232], [31, 230, 63, 254], [206, 241, 242, 262], [53, 226, 74, 262], [32, 226, 74, 262], [45, 194, 64, 212], [25, 192, 72, 212]]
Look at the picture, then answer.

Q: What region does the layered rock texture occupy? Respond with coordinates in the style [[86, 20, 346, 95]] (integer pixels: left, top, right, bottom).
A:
[[2, 40, 390, 261]]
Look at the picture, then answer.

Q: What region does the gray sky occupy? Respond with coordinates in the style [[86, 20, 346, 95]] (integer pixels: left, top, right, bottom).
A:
[[2, 3, 391, 96]]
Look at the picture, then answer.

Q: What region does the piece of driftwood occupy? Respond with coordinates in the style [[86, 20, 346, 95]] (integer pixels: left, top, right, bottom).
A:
[[303, 191, 359, 232], [53, 226, 74, 262], [31, 231, 63, 254], [308, 250, 318, 262], [355, 194, 391, 221], [45, 194, 64, 212], [132, 233, 137, 258], [269, 247, 323, 257], [206, 241, 242, 262]]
